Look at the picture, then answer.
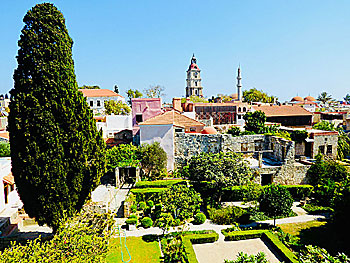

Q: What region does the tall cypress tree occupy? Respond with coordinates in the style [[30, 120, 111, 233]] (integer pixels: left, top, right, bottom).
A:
[[8, 3, 106, 230]]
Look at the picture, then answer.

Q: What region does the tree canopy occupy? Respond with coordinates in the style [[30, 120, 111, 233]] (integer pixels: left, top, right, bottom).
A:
[[78, 85, 100, 89], [243, 88, 277, 103], [8, 3, 105, 230], [144, 85, 165, 99], [187, 152, 251, 202], [138, 142, 167, 179], [104, 100, 131, 115], [317, 92, 333, 104], [244, 110, 267, 134], [181, 95, 208, 103], [106, 143, 140, 172], [126, 89, 142, 104]]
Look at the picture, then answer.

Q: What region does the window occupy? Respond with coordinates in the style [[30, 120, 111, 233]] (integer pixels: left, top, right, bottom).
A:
[[190, 127, 196, 132], [238, 107, 241, 112], [241, 143, 248, 152], [243, 107, 246, 112], [319, 145, 325, 155], [238, 115, 241, 119], [90, 101, 94, 107], [327, 145, 332, 155], [261, 174, 273, 186], [97, 100, 101, 107], [195, 81, 198, 86], [136, 114, 143, 123], [175, 128, 184, 133]]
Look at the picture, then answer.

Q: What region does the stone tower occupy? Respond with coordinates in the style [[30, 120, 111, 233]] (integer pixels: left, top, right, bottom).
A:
[[236, 66, 242, 101], [186, 54, 203, 97]]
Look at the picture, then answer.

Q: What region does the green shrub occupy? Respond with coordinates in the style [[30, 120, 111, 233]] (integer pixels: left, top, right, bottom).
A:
[[130, 188, 166, 202], [259, 184, 293, 218], [221, 184, 263, 202], [130, 204, 137, 213], [129, 214, 137, 219], [263, 232, 298, 263], [147, 200, 154, 208], [0, 142, 10, 157], [302, 204, 334, 214], [193, 212, 206, 225], [125, 218, 137, 225], [138, 201, 147, 211], [162, 235, 188, 263], [282, 185, 313, 200], [141, 217, 153, 228], [134, 179, 186, 188], [225, 252, 269, 263], [224, 230, 267, 241], [207, 205, 246, 225]]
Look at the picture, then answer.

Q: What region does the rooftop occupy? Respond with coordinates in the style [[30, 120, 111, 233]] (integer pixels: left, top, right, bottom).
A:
[[139, 111, 204, 128], [253, 105, 313, 117], [78, 89, 124, 98]]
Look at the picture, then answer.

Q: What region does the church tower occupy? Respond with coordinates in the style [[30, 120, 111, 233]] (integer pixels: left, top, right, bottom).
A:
[[186, 54, 203, 97], [236, 66, 242, 101]]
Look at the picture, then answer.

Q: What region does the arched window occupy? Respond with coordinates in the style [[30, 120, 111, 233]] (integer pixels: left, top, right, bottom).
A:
[[238, 107, 241, 112], [243, 107, 246, 112]]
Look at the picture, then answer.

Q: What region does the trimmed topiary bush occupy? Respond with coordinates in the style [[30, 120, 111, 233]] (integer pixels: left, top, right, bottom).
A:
[[125, 218, 137, 225], [147, 200, 154, 208], [141, 217, 153, 228], [259, 184, 293, 218], [130, 204, 137, 213], [138, 201, 147, 211], [193, 212, 206, 225]]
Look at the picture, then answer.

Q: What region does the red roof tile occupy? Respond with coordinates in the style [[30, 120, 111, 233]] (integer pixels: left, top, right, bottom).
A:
[[139, 111, 204, 128], [253, 105, 313, 117], [78, 89, 124, 98]]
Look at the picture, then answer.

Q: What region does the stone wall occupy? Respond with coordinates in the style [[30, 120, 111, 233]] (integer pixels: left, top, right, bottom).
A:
[[312, 134, 338, 159], [266, 136, 295, 164]]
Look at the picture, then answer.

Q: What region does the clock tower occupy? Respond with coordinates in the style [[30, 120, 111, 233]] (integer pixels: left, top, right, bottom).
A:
[[186, 54, 203, 97]]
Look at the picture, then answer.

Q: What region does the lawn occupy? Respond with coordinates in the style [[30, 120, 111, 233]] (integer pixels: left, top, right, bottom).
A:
[[278, 220, 349, 255], [277, 220, 326, 236], [106, 236, 161, 263]]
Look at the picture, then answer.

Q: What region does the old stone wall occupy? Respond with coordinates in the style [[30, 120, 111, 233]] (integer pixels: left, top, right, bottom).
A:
[[312, 134, 338, 159], [266, 136, 295, 164]]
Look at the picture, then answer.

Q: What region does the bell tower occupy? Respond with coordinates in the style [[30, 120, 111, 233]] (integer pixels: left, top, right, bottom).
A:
[[186, 54, 203, 97]]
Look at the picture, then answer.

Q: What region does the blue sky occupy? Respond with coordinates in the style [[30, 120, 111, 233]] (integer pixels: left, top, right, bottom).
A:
[[1, 1, 349, 102]]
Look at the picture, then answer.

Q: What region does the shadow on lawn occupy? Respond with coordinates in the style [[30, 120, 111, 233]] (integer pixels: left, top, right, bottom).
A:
[[142, 234, 159, 243], [298, 222, 349, 256]]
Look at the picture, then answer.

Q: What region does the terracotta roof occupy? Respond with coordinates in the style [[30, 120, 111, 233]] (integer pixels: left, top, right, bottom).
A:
[[253, 105, 313, 117], [78, 89, 124, 98], [3, 172, 14, 185], [139, 111, 204, 128], [304, 96, 316, 101], [201, 127, 218, 134], [0, 132, 9, 140], [291, 96, 303, 102]]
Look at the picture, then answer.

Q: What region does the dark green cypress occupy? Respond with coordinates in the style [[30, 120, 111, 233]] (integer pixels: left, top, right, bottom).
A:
[[8, 3, 106, 230]]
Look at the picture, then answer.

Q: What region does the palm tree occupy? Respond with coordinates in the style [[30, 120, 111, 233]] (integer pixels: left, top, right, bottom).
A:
[[317, 92, 332, 105], [344, 94, 350, 104]]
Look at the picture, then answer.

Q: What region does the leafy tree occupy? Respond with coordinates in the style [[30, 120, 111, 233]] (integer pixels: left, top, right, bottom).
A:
[[187, 152, 251, 202], [8, 3, 105, 230], [156, 212, 174, 234], [227, 126, 241, 136], [106, 143, 140, 172], [317, 92, 333, 104], [298, 245, 349, 263], [344, 94, 350, 104], [138, 142, 167, 180], [259, 184, 293, 225], [78, 85, 100, 89], [0, 142, 10, 157], [144, 85, 165, 99], [243, 88, 277, 103], [104, 100, 131, 115], [244, 110, 267, 134], [290, 130, 308, 143], [181, 95, 208, 103], [163, 235, 188, 263], [313, 120, 335, 131], [126, 89, 142, 105], [225, 252, 269, 263], [161, 184, 202, 221]]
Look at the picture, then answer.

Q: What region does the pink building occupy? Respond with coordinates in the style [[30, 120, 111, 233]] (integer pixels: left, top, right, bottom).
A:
[[131, 98, 163, 143]]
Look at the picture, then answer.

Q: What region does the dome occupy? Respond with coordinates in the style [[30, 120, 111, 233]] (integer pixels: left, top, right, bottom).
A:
[[201, 127, 218, 134], [189, 63, 200, 70], [304, 96, 316, 101], [291, 96, 303, 102]]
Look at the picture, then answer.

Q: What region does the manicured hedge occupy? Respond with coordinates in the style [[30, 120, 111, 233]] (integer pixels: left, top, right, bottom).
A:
[[134, 179, 186, 188], [125, 218, 137, 225], [130, 188, 166, 202], [220, 229, 297, 263], [223, 230, 268, 241], [183, 232, 219, 263], [281, 185, 313, 200], [264, 232, 298, 263], [302, 204, 334, 214]]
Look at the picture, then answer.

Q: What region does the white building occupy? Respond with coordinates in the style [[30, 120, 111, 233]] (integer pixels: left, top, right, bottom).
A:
[[79, 89, 126, 115], [0, 158, 21, 214], [96, 115, 132, 138]]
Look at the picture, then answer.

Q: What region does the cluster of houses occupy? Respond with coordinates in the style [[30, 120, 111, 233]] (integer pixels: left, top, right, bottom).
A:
[[0, 54, 348, 235]]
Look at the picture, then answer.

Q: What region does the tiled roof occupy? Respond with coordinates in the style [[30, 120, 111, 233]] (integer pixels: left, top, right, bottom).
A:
[[3, 172, 14, 185], [78, 89, 124, 98], [253, 105, 313, 117], [139, 111, 204, 128], [0, 132, 9, 140]]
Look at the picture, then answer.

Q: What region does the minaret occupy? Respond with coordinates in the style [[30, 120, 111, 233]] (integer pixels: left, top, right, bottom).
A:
[[236, 66, 242, 101], [185, 54, 203, 97]]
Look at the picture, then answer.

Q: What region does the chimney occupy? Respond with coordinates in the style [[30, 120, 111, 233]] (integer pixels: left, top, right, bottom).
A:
[[173, 98, 182, 112]]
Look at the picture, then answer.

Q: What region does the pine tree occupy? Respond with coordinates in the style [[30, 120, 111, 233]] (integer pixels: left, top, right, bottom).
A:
[[8, 3, 106, 230]]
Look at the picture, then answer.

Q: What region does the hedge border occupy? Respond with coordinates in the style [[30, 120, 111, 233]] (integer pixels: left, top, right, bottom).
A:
[[134, 179, 186, 188], [221, 229, 297, 263]]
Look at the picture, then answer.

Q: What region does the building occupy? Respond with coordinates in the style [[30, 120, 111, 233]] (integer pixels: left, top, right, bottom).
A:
[[186, 54, 203, 97], [131, 98, 163, 144], [139, 111, 205, 171], [79, 89, 126, 115], [253, 105, 313, 127], [95, 115, 132, 139]]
